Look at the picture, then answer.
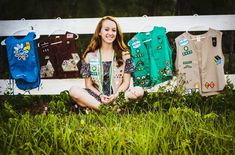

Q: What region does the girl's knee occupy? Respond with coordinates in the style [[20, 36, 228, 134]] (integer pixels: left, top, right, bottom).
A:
[[133, 86, 144, 98], [125, 86, 144, 100], [69, 86, 82, 98]]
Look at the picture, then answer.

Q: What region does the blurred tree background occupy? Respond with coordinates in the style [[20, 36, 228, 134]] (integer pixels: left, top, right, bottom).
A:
[[0, 0, 234, 19], [0, 0, 234, 75]]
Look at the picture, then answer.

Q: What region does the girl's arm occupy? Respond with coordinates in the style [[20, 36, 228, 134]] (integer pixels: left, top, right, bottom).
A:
[[85, 77, 101, 96]]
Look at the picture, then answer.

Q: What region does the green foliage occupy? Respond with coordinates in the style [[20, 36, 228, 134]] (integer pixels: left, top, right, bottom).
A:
[[0, 94, 52, 115], [0, 80, 235, 154], [191, 0, 234, 15], [47, 90, 74, 115], [0, 107, 234, 154], [0, 101, 18, 122]]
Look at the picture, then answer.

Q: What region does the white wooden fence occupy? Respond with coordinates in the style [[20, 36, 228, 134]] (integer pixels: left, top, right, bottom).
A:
[[0, 15, 235, 95]]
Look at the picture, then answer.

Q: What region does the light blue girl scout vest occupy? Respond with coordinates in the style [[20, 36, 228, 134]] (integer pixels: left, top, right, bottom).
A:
[[128, 26, 173, 88], [86, 50, 128, 95], [5, 32, 41, 90]]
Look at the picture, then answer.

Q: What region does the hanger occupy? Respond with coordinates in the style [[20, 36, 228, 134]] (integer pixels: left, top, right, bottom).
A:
[[49, 29, 79, 40], [186, 14, 209, 32], [138, 15, 154, 33], [127, 16, 152, 46], [1, 26, 40, 45], [48, 29, 79, 40], [1, 39, 6, 46], [48, 17, 79, 40]]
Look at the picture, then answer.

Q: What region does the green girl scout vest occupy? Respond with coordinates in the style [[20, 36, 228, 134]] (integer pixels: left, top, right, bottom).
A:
[[86, 50, 129, 95], [128, 32, 151, 87], [128, 26, 173, 88]]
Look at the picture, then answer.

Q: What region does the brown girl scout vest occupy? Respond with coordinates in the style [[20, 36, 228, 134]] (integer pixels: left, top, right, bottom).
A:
[[37, 32, 80, 78], [175, 28, 225, 96]]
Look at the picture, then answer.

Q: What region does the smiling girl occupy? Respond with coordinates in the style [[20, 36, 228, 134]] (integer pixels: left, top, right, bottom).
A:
[[69, 16, 144, 110]]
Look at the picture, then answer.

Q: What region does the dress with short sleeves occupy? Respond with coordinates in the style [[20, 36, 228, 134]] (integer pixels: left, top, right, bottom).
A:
[[80, 58, 135, 102]]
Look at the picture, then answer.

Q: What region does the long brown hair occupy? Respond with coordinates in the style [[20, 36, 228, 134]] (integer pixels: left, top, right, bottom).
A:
[[83, 16, 129, 67]]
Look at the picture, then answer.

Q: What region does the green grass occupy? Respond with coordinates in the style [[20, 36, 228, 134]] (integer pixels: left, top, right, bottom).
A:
[[0, 80, 235, 154], [0, 108, 234, 155]]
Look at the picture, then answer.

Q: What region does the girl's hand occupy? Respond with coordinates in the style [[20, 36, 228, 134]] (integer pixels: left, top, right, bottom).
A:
[[100, 95, 112, 104]]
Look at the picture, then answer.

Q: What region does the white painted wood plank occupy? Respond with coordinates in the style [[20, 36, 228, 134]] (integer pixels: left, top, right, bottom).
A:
[[0, 15, 235, 36], [0, 79, 85, 95]]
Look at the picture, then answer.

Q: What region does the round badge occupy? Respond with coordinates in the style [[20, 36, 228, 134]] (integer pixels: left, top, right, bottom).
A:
[[91, 66, 97, 71], [184, 46, 189, 51]]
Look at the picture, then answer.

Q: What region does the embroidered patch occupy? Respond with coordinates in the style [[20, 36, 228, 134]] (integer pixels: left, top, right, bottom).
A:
[[132, 40, 141, 48], [62, 59, 79, 71], [136, 60, 144, 66], [212, 37, 217, 47], [183, 60, 192, 68], [214, 55, 222, 65], [132, 37, 138, 41], [133, 53, 144, 58], [179, 38, 189, 46], [184, 46, 189, 51], [157, 46, 162, 50], [40, 60, 54, 77], [14, 43, 30, 60], [205, 81, 215, 89], [183, 64, 192, 69], [90, 59, 99, 76], [24, 42, 31, 51], [61, 53, 80, 72], [183, 61, 192, 64], [91, 66, 97, 71], [136, 67, 144, 71], [66, 33, 74, 39], [182, 46, 193, 56], [71, 53, 80, 64]]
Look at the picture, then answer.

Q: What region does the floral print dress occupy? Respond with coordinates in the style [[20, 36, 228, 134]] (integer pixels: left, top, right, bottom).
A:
[[80, 59, 135, 102]]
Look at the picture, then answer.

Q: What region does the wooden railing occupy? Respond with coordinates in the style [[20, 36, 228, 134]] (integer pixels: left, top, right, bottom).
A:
[[0, 15, 235, 94]]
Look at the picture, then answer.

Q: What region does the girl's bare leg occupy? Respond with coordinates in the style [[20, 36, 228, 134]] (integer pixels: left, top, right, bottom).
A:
[[125, 86, 144, 101], [69, 86, 101, 110]]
